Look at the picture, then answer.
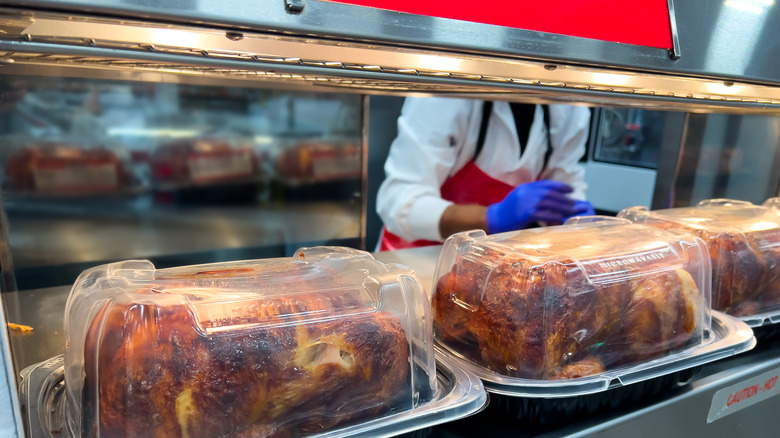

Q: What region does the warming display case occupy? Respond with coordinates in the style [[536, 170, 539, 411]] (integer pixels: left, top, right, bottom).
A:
[[0, 77, 365, 292], [4, 1, 780, 437]]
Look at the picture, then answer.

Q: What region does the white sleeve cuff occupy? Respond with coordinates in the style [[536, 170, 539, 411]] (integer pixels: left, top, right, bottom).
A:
[[407, 197, 453, 242]]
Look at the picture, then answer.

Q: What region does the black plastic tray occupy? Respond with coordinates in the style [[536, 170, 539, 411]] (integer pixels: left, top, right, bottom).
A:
[[435, 311, 755, 424], [490, 365, 700, 425], [752, 323, 780, 340], [741, 312, 780, 340]]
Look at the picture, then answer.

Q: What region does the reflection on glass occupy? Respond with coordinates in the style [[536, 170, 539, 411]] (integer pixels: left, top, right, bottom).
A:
[[674, 113, 780, 207], [0, 76, 364, 291], [593, 108, 666, 169]]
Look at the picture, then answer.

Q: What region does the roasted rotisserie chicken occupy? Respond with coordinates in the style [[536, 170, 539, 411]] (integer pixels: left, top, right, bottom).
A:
[[620, 203, 780, 317], [82, 271, 411, 438], [650, 223, 779, 316], [433, 225, 703, 380]]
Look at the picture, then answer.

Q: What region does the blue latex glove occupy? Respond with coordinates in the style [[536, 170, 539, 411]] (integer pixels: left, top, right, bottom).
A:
[[568, 200, 596, 217], [486, 180, 575, 234]]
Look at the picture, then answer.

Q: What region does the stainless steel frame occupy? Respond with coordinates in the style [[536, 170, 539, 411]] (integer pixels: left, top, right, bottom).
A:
[[360, 94, 369, 251], [666, 0, 682, 60], [1, 1, 780, 112], [651, 112, 689, 209], [0, 297, 23, 437], [0, 1, 772, 80], [0, 191, 16, 293]]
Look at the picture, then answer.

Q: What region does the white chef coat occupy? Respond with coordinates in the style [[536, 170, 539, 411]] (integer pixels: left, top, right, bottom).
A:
[[376, 97, 590, 243]]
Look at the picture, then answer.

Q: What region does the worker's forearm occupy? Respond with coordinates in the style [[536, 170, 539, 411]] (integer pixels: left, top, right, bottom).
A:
[[438, 204, 488, 240]]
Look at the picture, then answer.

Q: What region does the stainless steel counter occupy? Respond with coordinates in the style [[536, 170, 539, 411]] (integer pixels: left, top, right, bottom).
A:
[[4, 245, 780, 437], [2, 195, 364, 292], [6, 199, 361, 270], [373, 245, 441, 296]]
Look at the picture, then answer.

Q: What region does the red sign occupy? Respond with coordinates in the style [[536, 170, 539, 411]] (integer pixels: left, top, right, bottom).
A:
[[325, 0, 672, 49]]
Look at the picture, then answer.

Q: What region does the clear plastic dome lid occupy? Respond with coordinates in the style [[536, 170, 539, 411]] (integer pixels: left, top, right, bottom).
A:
[[432, 217, 712, 385], [63, 247, 436, 438], [619, 198, 780, 322]]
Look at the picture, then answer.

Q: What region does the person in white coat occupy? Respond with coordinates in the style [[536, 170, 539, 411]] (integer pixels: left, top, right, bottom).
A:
[[376, 96, 593, 250]]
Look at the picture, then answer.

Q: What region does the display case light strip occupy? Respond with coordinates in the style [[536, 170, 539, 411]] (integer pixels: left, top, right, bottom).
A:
[[2, 10, 780, 107], [6, 47, 780, 107], [6, 26, 780, 105], [2, 34, 780, 107]]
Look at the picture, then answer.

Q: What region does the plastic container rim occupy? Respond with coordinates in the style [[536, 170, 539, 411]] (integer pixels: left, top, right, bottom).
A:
[[434, 310, 755, 398], [20, 354, 488, 438]]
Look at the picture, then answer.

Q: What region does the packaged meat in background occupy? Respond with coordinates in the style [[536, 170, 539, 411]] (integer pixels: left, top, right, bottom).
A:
[[150, 137, 260, 187], [432, 217, 712, 382], [619, 199, 780, 326], [4, 142, 130, 196], [274, 140, 360, 182], [62, 247, 439, 438]]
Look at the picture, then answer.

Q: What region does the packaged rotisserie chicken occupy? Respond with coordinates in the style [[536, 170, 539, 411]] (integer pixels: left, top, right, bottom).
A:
[[620, 198, 780, 326], [150, 137, 259, 187], [432, 218, 724, 390], [63, 247, 441, 438], [4, 142, 129, 195]]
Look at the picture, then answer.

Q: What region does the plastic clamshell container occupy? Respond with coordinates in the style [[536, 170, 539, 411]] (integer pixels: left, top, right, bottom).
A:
[[432, 217, 718, 396], [150, 137, 260, 187], [4, 141, 131, 196], [620, 198, 780, 326], [63, 247, 441, 438], [19, 355, 67, 438], [22, 355, 487, 438], [438, 310, 754, 399]]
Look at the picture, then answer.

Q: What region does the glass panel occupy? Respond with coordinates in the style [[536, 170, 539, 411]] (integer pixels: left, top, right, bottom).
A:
[[0, 76, 364, 291], [593, 108, 667, 169], [673, 113, 780, 207]]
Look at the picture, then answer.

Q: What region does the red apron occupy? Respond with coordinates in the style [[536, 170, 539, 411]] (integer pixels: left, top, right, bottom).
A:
[[379, 161, 514, 251]]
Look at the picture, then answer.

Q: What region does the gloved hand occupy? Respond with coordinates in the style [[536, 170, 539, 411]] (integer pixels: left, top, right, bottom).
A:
[[568, 200, 596, 217], [486, 180, 575, 234]]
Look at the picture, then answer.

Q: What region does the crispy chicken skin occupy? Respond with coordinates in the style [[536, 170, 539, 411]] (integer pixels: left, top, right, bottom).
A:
[[84, 292, 410, 438], [433, 253, 700, 380], [648, 221, 780, 316]]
